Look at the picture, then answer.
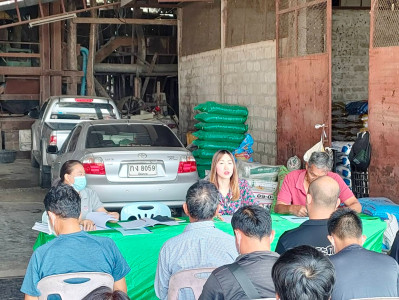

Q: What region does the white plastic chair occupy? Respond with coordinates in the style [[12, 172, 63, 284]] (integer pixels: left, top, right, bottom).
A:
[[167, 267, 215, 300], [120, 202, 171, 221], [37, 272, 114, 300]]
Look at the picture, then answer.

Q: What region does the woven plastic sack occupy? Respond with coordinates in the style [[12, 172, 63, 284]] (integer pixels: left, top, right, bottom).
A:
[[197, 164, 211, 179], [195, 122, 248, 133], [195, 113, 247, 124], [192, 131, 245, 144], [194, 158, 212, 167], [359, 197, 399, 220], [194, 101, 248, 117], [193, 140, 238, 152], [192, 149, 217, 159], [232, 134, 254, 162]]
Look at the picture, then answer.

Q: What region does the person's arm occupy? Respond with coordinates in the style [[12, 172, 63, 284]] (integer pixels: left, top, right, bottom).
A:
[[24, 295, 38, 300], [199, 273, 225, 300], [343, 196, 362, 213], [113, 277, 127, 293], [96, 207, 120, 220], [274, 201, 308, 217], [80, 219, 96, 231]]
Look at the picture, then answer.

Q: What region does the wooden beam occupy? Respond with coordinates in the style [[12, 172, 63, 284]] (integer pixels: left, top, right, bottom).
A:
[[73, 17, 177, 26], [0, 53, 40, 58], [95, 37, 137, 63], [0, 67, 41, 75], [86, 0, 98, 96], [67, 1, 78, 95], [0, 94, 40, 101], [51, 2, 62, 96]]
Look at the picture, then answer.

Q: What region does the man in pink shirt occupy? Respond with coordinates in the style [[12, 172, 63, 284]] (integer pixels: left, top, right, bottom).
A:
[[275, 152, 361, 216]]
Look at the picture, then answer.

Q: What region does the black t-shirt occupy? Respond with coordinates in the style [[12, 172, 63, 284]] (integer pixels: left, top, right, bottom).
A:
[[199, 251, 279, 300], [275, 219, 334, 255], [331, 244, 399, 300]]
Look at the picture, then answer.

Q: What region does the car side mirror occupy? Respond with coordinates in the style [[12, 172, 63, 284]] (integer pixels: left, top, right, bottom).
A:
[[47, 145, 58, 154], [28, 107, 40, 119]]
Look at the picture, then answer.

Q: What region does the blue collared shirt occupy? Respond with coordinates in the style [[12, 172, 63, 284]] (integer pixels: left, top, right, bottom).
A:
[[154, 221, 238, 300]]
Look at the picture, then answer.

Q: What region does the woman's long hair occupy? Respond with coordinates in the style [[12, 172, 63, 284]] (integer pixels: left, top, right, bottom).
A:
[[209, 150, 240, 201]]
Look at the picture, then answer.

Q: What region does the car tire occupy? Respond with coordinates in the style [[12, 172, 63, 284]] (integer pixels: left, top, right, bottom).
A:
[[31, 151, 39, 168], [40, 165, 51, 188]]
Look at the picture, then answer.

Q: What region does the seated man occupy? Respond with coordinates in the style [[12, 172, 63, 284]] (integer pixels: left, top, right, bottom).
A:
[[275, 151, 361, 216], [200, 205, 279, 299], [154, 180, 238, 300], [21, 184, 131, 300], [272, 245, 335, 300], [328, 208, 399, 299], [275, 176, 340, 255]]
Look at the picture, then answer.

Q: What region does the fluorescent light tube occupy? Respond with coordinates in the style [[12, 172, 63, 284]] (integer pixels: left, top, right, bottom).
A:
[[29, 13, 77, 28]]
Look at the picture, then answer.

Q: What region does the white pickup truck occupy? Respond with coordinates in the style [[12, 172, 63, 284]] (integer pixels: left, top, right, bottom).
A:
[[29, 96, 120, 188]]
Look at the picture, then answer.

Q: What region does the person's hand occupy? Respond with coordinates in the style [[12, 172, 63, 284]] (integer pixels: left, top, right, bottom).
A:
[[215, 211, 224, 221], [80, 219, 96, 231], [290, 205, 308, 217], [107, 211, 120, 221]]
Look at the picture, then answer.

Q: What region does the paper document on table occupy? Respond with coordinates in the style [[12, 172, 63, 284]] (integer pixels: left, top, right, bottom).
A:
[[118, 219, 147, 230], [279, 216, 309, 224], [141, 217, 179, 226], [221, 215, 233, 223], [32, 222, 51, 234], [115, 227, 152, 236], [86, 212, 118, 228]]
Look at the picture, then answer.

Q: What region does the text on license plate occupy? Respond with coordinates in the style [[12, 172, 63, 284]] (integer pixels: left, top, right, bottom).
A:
[[129, 164, 157, 176]]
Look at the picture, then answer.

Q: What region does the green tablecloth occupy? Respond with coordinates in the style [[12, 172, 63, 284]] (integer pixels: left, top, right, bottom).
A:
[[33, 213, 386, 300]]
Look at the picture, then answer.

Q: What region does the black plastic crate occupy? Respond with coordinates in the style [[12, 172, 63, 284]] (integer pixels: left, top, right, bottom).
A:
[[351, 170, 369, 198]]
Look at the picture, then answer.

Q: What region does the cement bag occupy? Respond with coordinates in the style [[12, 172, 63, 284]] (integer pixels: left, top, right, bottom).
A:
[[195, 113, 247, 124], [194, 101, 248, 117], [192, 140, 238, 152], [195, 122, 248, 133], [232, 134, 254, 162], [237, 160, 281, 181], [192, 131, 245, 144], [192, 149, 217, 159]]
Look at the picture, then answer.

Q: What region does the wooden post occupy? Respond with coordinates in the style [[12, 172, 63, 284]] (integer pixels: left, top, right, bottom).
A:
[[40, 4, 51, 105], [86, 0, 98, 96], [50, 2, 62, 96], [67, 1, 78, 95]]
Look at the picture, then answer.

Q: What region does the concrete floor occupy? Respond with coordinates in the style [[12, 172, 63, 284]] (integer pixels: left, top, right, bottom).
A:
[[0, 159, 47, 279]]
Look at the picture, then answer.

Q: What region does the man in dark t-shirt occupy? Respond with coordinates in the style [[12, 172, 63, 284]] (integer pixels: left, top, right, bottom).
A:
[[276, 176, 340, 255], [328, 208, 399, 300]]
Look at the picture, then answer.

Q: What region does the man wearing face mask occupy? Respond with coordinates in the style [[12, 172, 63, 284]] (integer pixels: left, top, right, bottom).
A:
[[200, 205, 278, 300], [20, 184, 131, 300], [59, 160, 119, 231]]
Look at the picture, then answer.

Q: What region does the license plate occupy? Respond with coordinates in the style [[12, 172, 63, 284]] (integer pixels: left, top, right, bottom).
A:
[[129, 164, 157, 176]]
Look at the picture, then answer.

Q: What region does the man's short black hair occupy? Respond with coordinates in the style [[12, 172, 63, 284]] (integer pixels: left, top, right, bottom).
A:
[[328, 208, 362, 239], [186, 180, 219, 221], [272, 245, 335, 300], [231, 205, 272, 239], [44, 183, 81, 219]]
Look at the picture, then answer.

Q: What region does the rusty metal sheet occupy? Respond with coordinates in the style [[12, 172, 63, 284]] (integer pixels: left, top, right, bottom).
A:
[[369, 47, 399, 203], [277, 53, 331, 165], [4, 79, 40, 94]]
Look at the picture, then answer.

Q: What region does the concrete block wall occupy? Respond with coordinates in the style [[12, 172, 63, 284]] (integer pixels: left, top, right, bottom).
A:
[[332, 10, 369, 103], [179, 40, 277, 165]]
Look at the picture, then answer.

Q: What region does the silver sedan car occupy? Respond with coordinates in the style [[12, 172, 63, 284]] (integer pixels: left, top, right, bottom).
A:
[[49, 119, 199, 208]]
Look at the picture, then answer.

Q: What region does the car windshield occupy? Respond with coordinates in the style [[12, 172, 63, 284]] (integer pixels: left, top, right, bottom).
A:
[[86, 124, 182, 148], [50, 103, 117, 120]]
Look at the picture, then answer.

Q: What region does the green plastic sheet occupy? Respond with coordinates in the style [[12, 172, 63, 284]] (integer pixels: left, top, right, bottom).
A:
[[33, 213, 385, 300]]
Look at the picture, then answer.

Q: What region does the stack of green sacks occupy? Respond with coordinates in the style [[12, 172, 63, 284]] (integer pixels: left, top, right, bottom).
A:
[[192, 101, 249, 178]]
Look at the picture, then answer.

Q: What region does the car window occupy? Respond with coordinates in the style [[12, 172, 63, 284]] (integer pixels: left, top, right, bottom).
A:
[[59, 130, 73, 155], [39, 101, 48, 119], [67, 126, 82, 152], [50, 103, 117, 120], [86, 124, 182, 148]]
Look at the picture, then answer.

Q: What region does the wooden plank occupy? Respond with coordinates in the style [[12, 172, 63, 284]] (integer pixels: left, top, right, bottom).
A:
[[277, 53, 330, 164], [73, 17, 177, 26], [369, 46, 399, 203], [86, 0, 97, 96], [0, 94, 40, 101], [141, 53, 158, 99], [0, 53, 40, 58], [67, 0, 78, 95], [51, 2, 62, 96], [0, 67, 41, 75], [40, 4, 51, 105], [95, 36, 136, 63]]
